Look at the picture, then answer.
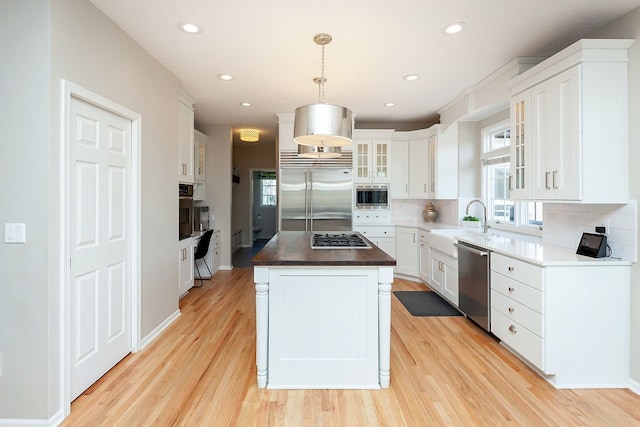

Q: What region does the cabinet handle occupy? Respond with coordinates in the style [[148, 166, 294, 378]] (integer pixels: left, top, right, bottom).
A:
[[545, 171, 551, 189], [508, 266, 514, 272], [509, 175, 513, 191], [553, 170, 558, 189], [405, 184, 408, 193], [509, 325, 518, 334], [508, 307, 514, 313], [413, 233, 416, 243], [508, 287, 515, 293], [424, 183, 427, 193]]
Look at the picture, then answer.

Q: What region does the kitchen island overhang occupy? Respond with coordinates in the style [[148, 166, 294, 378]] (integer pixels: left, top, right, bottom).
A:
[[252, 231, 396, 389]]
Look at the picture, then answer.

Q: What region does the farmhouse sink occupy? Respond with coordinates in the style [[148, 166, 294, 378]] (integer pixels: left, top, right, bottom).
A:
[[427, 229, 462, 258]]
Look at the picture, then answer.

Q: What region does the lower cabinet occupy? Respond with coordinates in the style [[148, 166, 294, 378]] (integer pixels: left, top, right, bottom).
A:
[[355, 225, 395, 258], [490, 252, 630, 387], [394, 226, 418, 276], [194, 229, 221, 279], [418, 231, 430, 283], [211, 230, 221, 272], [428, 249, 458, 306], [178, 237, 194, 297]]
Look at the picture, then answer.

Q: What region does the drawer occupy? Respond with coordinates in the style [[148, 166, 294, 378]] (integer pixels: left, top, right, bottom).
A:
[[491, 290, 544, 337], [491, 253, 543, 290], [419, 230, 428, 242], [491, 308, 544, 371], [356, 226, 395, 238], [491, 272, 544, 314]]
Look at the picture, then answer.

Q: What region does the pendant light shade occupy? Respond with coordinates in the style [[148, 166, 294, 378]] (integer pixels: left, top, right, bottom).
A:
[[297, 143, 342, 158], [293, 103, 352, 147], [294, 33, 352, 153]]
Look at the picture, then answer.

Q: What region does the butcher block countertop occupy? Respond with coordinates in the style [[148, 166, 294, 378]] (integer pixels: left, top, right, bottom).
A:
[[252, 231, 397, 267]]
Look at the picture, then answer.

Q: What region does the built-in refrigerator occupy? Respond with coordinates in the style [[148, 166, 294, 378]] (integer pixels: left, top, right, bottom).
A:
[[279, 167, 353, 231]]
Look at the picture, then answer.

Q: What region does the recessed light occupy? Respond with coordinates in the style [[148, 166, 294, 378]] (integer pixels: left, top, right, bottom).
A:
[[384, 102, 396, 107], [403, 74, 420, 81], [217, 74, 233, 81], [442, 22, 467, 35], [178, 22, 201, 34], [241, 102, 252, 107]]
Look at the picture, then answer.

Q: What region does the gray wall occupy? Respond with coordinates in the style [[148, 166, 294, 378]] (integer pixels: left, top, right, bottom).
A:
[[1, 0, 181, 420]]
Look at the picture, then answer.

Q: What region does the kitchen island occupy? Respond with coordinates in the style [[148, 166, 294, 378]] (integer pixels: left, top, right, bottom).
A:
[[252, 231, 396, 389]]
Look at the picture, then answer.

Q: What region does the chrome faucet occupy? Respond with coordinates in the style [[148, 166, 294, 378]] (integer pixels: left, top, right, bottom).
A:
[[466, 199, 490, 233]]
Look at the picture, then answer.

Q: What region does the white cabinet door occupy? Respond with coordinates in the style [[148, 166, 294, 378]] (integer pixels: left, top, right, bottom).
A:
[[395, 227, 418, 277], [428, 249, 458, 306], [418, 240, 430, 283], [374, 237, 396, 258], [390, 138, 409, 199], [428, 132, 458, 199], [194, 130, 207, 182], [510, 91, 530, 199], [428, 250, 444, 294], [530, 66, 580, 200], [408, 138, 429, 198], [354, 139, 391, 183], [179, 237, 194, 296], [178, 100, 195, 183]]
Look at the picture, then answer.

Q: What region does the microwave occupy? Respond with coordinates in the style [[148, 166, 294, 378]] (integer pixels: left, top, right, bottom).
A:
[[355, 184, 389, 210]]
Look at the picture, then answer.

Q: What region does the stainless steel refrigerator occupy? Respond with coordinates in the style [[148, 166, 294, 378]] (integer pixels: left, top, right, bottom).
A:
[[279, 168, 353, 231]]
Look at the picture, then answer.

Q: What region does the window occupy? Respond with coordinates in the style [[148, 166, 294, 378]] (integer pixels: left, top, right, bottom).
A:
[[481, 120, 542, 232], [258, 171, 277, 206]]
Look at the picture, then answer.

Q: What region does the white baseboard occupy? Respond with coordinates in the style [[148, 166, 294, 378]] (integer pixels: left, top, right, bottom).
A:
[[630, 377, 640, 395], [140, 309, 181, 350], [220, 264, 233, 270]]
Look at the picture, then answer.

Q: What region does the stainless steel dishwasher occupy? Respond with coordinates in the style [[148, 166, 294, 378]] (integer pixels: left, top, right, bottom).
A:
[[455, 241, 491, 332]]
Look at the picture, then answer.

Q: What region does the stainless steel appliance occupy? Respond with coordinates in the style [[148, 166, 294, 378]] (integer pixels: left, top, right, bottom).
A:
[[456, 241, 491, 332], [279, 151, 353, 231], [355, 184, 389, 210], [193, 206, 209, 232], [311, 232, 371, 249], [179, 183, 194, 240]]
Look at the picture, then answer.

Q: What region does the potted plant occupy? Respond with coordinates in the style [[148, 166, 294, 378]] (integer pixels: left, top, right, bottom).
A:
[[462, 215, 481, 228]]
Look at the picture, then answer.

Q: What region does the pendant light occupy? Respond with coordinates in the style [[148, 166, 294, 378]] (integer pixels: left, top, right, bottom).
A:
[[294, 33, 352, 151]]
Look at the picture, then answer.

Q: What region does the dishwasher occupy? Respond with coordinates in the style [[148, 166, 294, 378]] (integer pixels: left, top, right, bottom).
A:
[[455, 241, 491, 332]]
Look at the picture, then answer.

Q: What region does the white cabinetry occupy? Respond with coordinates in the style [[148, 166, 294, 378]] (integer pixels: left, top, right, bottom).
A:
[[353, 130, 393, 183], [508, 39, 631, 203], [418, 230, 430, 283], [210, 230, 221, 272], [194, 229, 221, 279], [408, 136, 429, 198], [194, 130, 207, 201], [356, 226, 395, 258], [178, 237, 194, 297], [490, 252, 630, 387], [394, 226, 418, 277], [427, 126, 458, 199], [428, 249, 458, 306], [178, 93, 196, 184], [390, 134, 409, 199]]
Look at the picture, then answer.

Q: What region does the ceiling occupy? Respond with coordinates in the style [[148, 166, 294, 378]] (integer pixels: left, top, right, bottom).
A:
[[89, 0, 640, 145]]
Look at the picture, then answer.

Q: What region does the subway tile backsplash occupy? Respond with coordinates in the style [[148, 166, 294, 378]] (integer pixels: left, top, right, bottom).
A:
[[543, 200, 637, 262]]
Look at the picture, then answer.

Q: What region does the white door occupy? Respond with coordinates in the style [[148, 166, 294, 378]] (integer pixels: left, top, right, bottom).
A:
[[69, 96, 132, 400]]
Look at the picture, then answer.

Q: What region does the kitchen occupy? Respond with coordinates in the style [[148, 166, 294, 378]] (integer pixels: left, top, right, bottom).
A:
[[2, 0, 640, 425]]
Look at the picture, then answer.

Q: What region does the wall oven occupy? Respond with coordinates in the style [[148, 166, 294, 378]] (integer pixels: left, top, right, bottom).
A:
[[179, 183, 194, 240], [355, 184, 389, 210]]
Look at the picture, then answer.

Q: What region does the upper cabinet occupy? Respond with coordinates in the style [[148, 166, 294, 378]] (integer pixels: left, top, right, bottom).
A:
[[178, 91, 196, 184], [508, 39, 632, 203], [390, 133, 409, 198], [427, 125, 458, 199], [408, 134, 429, 198], [353, 129, 393, 183]]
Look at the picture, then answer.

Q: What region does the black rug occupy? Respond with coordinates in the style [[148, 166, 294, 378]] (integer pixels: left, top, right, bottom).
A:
[[393, 291, 463, 317]]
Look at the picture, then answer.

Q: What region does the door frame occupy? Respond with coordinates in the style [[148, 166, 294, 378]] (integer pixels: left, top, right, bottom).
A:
[[60, 80, 142, 415], [249, 168, 277, 244]]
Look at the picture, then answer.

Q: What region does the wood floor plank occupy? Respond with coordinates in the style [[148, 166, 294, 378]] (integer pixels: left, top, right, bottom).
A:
[[61, 268, 640, 426]]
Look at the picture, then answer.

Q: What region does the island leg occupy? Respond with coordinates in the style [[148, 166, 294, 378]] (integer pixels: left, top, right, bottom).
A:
[[378, 268, 393, 388], [254, 267, 269, 388]]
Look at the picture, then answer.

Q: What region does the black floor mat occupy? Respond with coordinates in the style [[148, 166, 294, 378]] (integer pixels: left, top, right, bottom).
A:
[[393, 291, 463, 316]]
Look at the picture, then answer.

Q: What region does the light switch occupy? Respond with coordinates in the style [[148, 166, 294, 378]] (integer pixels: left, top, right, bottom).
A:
[[4, 223, 26, 244]]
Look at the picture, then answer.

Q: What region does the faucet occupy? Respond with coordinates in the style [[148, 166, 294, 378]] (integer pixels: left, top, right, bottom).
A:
[[466, 199, 490, 233]]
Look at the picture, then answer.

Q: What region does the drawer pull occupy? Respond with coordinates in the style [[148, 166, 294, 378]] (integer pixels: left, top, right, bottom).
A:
[[508, 287, 515, 293], [508, 266, 514, 272], [508, 307, 514, 313], [509, 325, 517, 334]]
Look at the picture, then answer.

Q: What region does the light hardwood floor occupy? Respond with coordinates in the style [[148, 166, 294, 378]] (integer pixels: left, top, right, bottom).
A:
[[62, 268, 640, 426]]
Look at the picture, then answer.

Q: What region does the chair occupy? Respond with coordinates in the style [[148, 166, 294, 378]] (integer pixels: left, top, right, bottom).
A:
[[194, 229, 214, 287]]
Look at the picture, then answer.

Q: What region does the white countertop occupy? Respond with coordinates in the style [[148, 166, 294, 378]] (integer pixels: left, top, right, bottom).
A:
[[392, 220, 631, 267]]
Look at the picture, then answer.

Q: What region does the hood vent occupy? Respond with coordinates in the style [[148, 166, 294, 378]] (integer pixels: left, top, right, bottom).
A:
[[279, 150, 353, 168]]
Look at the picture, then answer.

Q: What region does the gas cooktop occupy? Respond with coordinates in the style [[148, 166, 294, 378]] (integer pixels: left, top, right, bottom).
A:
[[311, 232, 372, 249]]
